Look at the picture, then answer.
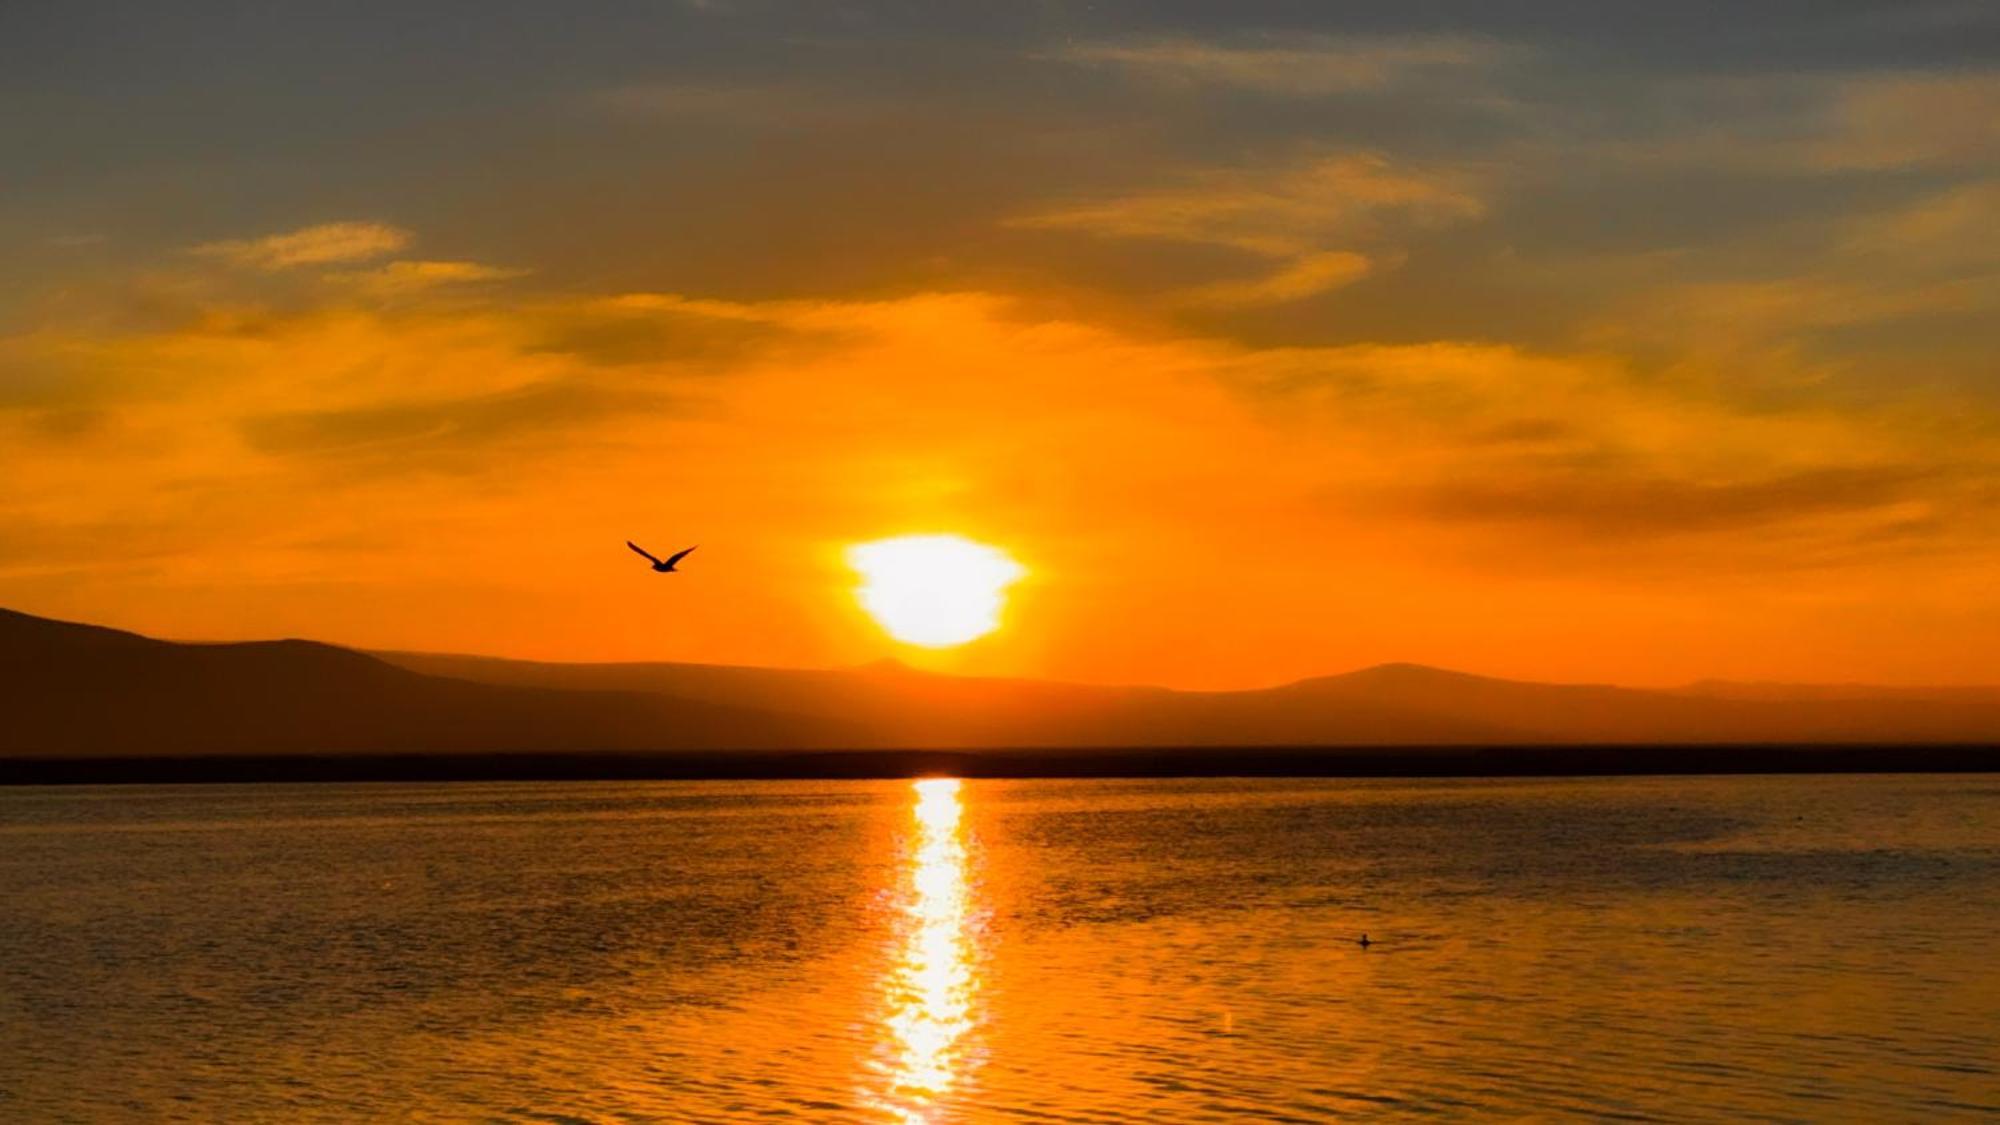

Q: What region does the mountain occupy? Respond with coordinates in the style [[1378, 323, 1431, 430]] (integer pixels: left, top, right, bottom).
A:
[[0, 608, 859, 757], [378, 650, 1520, 748], [380, 648, 2000, 748], [1269, 664, 2000, 744], [4, 607, 1998, 769], [1675, 680, 2000, 704]]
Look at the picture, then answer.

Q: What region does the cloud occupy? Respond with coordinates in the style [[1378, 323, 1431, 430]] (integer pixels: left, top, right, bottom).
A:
[[1601, 276, 1990, 351], [1408, 466, 1941, 537], [594, 82, 804, 118], [597, 292, 790, 323], [529, 293, 827, 366], [1177, 250, 1373, 307], [328, 259, 531, 296], [1019, 154, 1480, 255], [1051, 34, 1512, 96], [1571, 173, 2000, 379], [588, 81, 897, 129], [1210, 337, 1997, 562], [193, 221, 413, 269], [1014, 154, 1480, 306], [1841, 179, 2000, 269], [240, 380, 667, 468], [1586, 71, 2000, 177], [1811, 72, 1999, 171]]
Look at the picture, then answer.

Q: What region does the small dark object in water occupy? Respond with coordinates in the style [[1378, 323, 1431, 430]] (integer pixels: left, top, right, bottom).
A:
[[1358, 933, 1372, 949]]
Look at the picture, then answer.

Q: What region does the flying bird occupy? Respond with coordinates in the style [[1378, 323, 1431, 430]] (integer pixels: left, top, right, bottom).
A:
[[628, 541, 697, 573]]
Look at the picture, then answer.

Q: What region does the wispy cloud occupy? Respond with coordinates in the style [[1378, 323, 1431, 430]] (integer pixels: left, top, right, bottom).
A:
[[329, 259, 531, 296], [1842, 179, 2000, 269], [1811, 72, 1999, 171], [239, 380, 666, 467], [1051, 34, 1513, 95], [1014, 154, 1480, 305], [1572, 174, 2000, 378], [193, 221, 413, 269], [588, 81, 894, 128], [1409, 466, 1942, 538], [1586, 71, 2000, 176], [1178, 251, 1373, 308], [1018, 155, 1480, 255]]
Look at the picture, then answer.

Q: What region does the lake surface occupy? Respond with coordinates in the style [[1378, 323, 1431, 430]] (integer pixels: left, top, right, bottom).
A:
[[2, 775, 1996, 1122]]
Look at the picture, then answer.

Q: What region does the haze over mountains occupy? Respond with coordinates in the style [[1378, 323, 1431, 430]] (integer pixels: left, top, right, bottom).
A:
[[5, 608, 1998, 768]]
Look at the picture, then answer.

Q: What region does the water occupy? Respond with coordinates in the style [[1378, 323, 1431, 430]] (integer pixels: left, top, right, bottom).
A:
[[1, 775, 1995, 1122]]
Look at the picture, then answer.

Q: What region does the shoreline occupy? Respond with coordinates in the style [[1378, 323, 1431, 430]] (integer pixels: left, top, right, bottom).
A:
[[2, 744, 1994, 784]]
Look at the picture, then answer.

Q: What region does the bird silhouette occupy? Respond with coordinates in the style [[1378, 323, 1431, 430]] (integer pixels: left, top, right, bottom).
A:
[[1357, 933, 1372, 949], [628, 541, 697, 573]]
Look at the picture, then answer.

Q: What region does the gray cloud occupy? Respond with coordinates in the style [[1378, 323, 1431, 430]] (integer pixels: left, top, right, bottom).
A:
[[1049, 34, 1517, 96], [240, 380, 674, 466], [192, 222, 413, 270], [1408, 465, 1945, 537]]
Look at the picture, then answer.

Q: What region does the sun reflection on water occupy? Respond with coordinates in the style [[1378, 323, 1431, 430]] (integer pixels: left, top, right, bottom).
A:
[[875, 777, 979, 1122]]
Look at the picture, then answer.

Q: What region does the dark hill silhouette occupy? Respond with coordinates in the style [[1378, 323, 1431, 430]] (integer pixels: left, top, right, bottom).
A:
[[383, 648, 2000, 748], [0, 608, 857, 757], [1267, 663, 2000, 744], [1674, 679, 2000, 704], [379, 650, 1519, 747], [4, 608, 1998, 774]]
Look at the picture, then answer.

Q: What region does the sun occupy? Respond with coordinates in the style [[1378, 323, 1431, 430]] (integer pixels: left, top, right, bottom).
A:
[[847, 534, 1027, 648]]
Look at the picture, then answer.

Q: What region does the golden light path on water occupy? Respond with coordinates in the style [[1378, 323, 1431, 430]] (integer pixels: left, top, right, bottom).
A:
[[874, 778, 979, 1122]]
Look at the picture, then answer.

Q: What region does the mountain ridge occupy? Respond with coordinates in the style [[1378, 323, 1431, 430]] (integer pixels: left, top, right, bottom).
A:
[[5, 607, 1999, 763]]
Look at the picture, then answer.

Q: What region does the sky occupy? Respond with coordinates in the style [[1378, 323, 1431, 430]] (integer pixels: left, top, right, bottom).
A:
[[1, 1, 1996, 689]]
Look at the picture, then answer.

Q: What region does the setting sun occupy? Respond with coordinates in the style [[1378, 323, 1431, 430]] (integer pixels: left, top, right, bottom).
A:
[[848, 535, 1026, 648]]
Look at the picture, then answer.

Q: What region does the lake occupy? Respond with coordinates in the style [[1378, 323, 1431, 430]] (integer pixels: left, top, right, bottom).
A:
[[2, 775, 1995, 1121]]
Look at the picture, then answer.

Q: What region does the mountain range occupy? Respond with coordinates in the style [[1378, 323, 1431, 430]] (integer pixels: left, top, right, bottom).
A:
[[5, 607, 1998, 774]]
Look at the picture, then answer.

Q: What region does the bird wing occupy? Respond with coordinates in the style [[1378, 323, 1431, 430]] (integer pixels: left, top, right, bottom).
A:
[[665, 545, 699, 568], [627, 541, 662, 565]]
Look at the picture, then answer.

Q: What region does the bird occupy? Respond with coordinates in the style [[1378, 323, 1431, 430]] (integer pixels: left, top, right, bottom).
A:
[[1357, 933, 1372, 949], [627, 541, 697, 573]]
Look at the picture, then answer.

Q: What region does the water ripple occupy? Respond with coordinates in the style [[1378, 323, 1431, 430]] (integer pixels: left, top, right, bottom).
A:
[[0, 775, 1995, 1121]]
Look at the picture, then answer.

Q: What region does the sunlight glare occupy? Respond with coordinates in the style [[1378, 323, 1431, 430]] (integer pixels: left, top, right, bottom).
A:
[[876, 777, 978, 1121], [848, 535, 1026, 648]]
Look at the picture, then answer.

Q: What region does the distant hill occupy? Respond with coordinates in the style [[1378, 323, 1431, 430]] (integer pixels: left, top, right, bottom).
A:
[[380, 650, 1517, 748], [1264, 664, 2000, 744], [4, 608, 1998, 771], [0, 608, 859, 757], [1674, 680, 2000, 705], [382, 648, 2000, 749]]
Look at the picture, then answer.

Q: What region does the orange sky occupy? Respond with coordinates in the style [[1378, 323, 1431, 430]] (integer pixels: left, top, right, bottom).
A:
[[2, 7, 1996, 688]]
